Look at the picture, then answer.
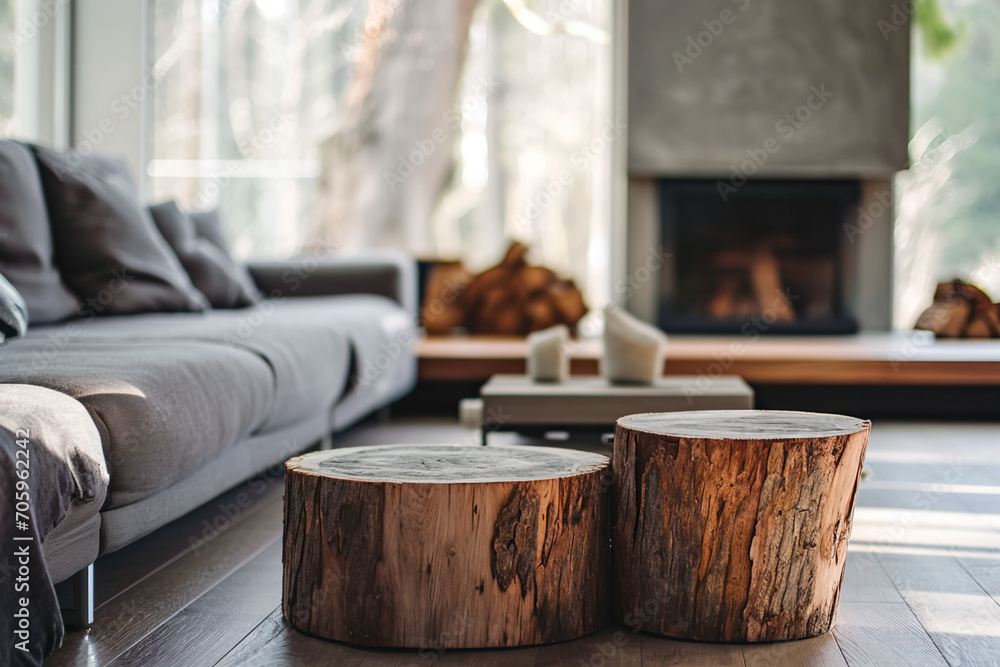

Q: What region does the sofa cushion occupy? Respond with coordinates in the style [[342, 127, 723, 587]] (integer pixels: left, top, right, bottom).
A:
[[61, 295, 415, 429], [189, 208, 261, 301], [30, 146, 208, 315], [0, 140, 79, 323], [268, 295, 418, 428], [0, 273, 28, 339], [190, 208, 232, 254], [0, 338, 276, 508], [34, 302, 352, 433], [148, 201, 260, 308]]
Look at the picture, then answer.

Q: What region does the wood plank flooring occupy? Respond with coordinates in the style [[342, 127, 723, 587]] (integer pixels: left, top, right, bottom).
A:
[[47, 420, 1000, 666]]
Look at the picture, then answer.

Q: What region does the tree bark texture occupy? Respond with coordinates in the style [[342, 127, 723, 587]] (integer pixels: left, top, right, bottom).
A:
[[611, 410, 871, 642], [283, 444, 610, 648]]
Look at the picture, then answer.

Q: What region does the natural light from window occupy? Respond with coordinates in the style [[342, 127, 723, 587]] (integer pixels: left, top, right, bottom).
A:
[[895, 0, 1000, 328], [0, 1, 16, 136], [148, 0, 612, 311]]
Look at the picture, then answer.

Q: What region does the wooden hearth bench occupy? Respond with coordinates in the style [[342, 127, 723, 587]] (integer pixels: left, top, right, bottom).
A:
[[283, 444, 610, 648]]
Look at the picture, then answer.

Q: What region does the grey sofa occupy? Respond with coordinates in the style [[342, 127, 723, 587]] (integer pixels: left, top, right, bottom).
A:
[[1, 252, 417, 583], [0, 139, 419, 664]]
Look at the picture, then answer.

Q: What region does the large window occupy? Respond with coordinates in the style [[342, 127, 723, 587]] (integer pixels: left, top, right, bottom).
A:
[[0, 0, 69, 143], [431, 0, 613, 308], [149, 0, 612, 308], [0, 1, 13, 135], [149, 0, 358, 259], [895, 0, 1000, 327]]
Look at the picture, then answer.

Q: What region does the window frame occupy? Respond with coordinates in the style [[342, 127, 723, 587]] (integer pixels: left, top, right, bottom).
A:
[[3, 0, 72, 146]]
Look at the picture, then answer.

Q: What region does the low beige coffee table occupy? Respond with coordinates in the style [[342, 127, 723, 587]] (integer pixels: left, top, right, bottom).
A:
[[479, 374, 753, 445]]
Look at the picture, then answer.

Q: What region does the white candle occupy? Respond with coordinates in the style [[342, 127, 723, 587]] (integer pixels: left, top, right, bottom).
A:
[[601, 305, 668, 384], [527, 324, 570, 382]]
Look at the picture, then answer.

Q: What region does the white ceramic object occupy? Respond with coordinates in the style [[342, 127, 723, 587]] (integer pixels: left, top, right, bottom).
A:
[[527, 324, 570, 383], [601, 305, 668, 385], [458, 398, 484, 430]]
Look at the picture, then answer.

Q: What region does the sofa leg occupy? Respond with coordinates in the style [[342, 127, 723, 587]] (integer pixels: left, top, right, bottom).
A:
[[62, 564, 94, 628]]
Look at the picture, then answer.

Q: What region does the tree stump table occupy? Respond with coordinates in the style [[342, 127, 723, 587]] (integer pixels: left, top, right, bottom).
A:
[[283, 444, 610, 648], [612, 410, 870, 643]]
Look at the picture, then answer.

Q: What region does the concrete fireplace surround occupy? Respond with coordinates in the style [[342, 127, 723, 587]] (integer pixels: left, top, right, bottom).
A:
[[620, 0, 910, 331]]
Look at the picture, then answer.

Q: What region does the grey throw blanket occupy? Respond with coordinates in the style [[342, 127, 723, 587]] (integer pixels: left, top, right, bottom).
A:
[[0, 385, 107, 666]]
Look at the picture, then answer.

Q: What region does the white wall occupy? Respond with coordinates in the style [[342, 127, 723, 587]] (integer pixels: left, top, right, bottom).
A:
[[72, 0, 149, 192], [10, 0, 71, 146]]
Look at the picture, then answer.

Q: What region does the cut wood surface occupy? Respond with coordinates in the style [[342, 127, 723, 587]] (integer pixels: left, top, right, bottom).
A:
[[283, 445, 610, 648], [612, 410, 871, 643]]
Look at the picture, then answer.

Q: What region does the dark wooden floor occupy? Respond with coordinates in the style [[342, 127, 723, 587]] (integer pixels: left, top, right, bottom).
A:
[[47, 419, 1000, 666]]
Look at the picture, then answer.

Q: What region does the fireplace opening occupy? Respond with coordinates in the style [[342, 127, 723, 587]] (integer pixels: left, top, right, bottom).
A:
[[657, 179, 861, 335]]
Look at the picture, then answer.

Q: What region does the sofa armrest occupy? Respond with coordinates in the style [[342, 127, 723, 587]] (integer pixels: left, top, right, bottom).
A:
[[247, 250, 418, 320]]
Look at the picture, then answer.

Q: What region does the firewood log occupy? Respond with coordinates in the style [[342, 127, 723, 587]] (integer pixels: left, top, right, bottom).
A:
[[524, 294, 558, 332], [421, 261, 473, 334], [915, 279, 1000, 338], [421, 242, 588, 336], [548, 280, 588, 327], [513, 265, 557, 301]]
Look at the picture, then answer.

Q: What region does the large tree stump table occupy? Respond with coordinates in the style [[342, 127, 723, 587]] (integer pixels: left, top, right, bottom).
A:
[[612, 410, 870, 643], [283, 444, 610, 648]]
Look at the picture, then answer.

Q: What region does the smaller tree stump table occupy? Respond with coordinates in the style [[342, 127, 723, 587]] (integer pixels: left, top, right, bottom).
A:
[[612, 410, 871, 643], [283, 444, 610, 648]]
